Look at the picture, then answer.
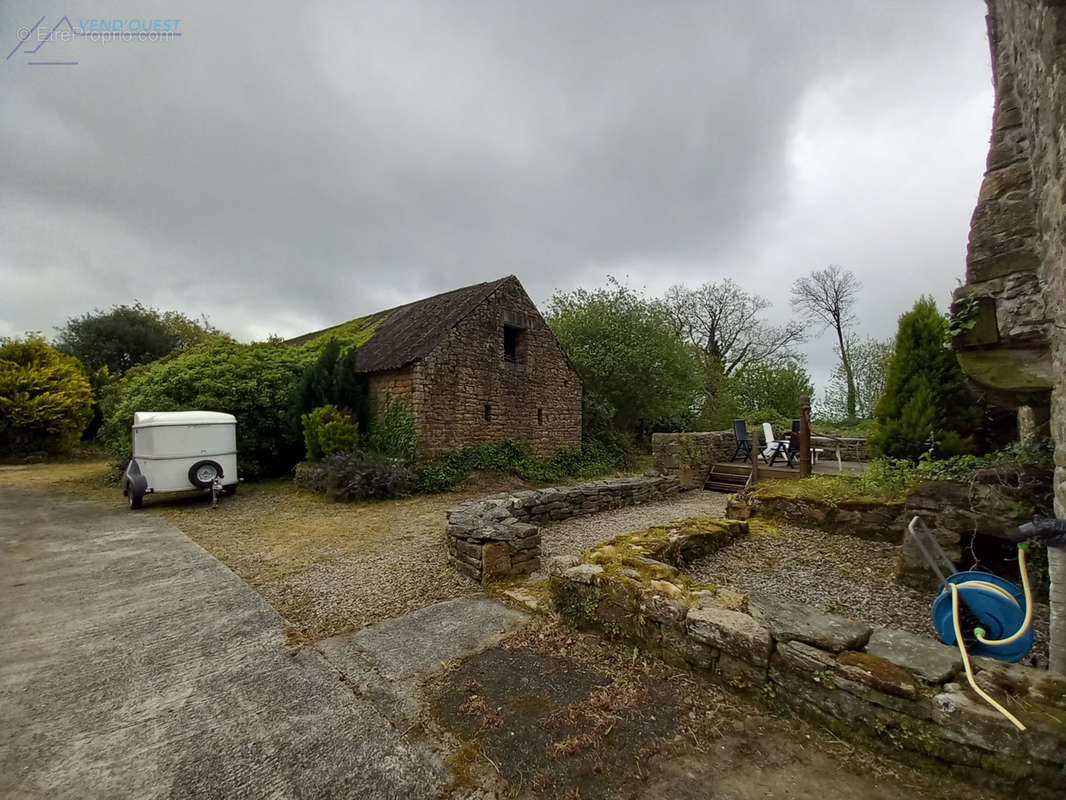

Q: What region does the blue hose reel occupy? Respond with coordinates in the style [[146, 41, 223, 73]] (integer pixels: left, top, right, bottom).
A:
[[908, 516, 1042, 663], [930, 571, 1033, 663]]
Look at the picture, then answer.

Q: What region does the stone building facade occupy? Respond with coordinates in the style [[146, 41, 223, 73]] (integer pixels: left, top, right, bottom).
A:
[[292, 276, 582, 458], [954, 1, 1066, 671]]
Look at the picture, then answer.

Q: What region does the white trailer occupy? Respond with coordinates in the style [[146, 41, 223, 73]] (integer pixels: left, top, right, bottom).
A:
[[123, 411, 239, 509]]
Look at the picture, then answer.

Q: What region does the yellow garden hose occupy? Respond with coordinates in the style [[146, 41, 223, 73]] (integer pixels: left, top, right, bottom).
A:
[[974, 545, 1033, 647], [947, 543, 1031, 732]]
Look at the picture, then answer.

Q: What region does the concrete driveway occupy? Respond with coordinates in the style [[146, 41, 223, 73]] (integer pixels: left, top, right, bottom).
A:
[[0, 488, 443, 799]]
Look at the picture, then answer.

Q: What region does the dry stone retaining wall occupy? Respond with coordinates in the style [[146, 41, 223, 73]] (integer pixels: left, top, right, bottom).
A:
[[549, 520, 1066, 787], [652, 432, 734, 488], [446, 475, 679, 583], [731, 492, 905, 543]]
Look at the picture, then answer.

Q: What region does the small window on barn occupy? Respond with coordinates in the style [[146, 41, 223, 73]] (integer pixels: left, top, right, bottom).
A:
[[503, 325, 526, 363], [484, 404, 492, 422], [537, 408, 543, 426]]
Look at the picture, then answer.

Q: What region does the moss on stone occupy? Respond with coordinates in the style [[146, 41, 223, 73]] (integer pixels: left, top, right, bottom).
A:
[[956, 348, 1053, 392], [446, 735, 486, 787], [748, 518, 783, 537], [579, 516, 743, 604], [752, 475, 905, 505], [838, 651, 919, 696]]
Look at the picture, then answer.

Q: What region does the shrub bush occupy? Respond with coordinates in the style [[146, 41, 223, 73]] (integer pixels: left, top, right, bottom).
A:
[[293, 460, 330, 494], [302, 404, 360, 461], [0, 336, 93, 456], [767, 438, 1055, 505], [323, 449, 413, 501]]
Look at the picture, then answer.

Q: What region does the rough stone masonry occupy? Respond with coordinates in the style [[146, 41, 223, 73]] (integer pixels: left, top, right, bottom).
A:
[[447, 476, 680, 582], [953, 0, 1066, 673]]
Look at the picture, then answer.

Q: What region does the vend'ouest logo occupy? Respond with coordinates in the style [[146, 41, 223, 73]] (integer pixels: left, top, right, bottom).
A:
[[6, 15, 182, 66]]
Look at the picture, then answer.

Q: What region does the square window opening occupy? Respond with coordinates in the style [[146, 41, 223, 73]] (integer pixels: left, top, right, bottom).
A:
[[503, 325, 526, 363], [484, 404, 492, 422], [537, 408, 543, 425]]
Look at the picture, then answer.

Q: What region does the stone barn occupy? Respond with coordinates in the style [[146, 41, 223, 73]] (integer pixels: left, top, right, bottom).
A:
[[288, 275, 582, 458]]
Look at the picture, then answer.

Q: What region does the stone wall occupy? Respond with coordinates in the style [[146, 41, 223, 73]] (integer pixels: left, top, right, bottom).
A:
[[953, 2, 1057, 401], [731, 491, 905, 543], [446, 475, 680, 582], [416, 276, 582, 458], [652, 432, 735, 488], [549, 520, 1066, 788], [367, 367, 415, 408], [956, 1, 1066, 673]]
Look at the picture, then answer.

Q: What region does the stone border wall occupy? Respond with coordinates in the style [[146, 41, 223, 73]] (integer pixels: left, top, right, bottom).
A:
[[652, 432, 734, 488], [446, 475, 679, 583], [729, 491, 905, 543], [548, 520, 1066, 788]]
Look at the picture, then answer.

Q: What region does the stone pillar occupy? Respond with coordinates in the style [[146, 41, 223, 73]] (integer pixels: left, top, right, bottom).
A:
[[1018, 403, 1050, 444]]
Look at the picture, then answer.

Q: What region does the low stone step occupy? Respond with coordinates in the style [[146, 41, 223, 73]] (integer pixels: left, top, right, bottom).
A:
[[705, 481, 745, 493]]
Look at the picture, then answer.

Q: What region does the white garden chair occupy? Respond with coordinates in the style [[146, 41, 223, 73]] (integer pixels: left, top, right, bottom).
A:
[[761, 422, 791, 466]]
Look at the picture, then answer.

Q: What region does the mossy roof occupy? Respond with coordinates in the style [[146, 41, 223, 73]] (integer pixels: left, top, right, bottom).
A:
[[285, 276, 514, 372]]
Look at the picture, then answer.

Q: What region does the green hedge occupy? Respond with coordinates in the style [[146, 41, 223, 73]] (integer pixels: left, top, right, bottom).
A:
[[101, 342, 309, 478]]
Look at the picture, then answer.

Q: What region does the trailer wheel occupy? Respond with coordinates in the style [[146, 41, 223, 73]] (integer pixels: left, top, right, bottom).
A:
[[129, 489, 143, 510], [188, 460, 223, 489]]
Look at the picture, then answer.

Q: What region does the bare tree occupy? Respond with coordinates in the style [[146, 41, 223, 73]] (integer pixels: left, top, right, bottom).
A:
[[659, 279, 805, 376], [792, 265, 861, 421], [819, 335, 892, 421]]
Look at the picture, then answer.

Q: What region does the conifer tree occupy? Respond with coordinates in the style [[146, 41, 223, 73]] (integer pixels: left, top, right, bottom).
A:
[[872, 297, 980, 459]]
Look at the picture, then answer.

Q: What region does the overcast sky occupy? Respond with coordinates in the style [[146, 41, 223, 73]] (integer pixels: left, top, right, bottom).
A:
[[1, 1, 993, 393]]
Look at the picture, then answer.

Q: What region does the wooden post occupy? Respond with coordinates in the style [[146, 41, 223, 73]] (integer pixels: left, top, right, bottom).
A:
[[749, 422, 759, 485], [799, 396, 812, 478]]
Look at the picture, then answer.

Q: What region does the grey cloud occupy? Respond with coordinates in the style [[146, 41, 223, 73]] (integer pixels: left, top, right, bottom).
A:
[[1, 1, 991, 397]]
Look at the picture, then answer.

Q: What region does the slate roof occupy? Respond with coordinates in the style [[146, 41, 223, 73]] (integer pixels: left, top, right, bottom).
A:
[[286, 276, 513, 372]]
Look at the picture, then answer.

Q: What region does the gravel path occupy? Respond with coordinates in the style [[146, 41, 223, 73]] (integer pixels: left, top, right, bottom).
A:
[[538, 491, 729, 567], [684, 523, 1050, 670]]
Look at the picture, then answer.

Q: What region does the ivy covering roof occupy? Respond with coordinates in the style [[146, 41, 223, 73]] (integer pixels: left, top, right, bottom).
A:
[[286, 276, 513, 372]]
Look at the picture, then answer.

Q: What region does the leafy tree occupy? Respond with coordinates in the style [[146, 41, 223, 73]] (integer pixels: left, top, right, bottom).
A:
[[871, 297, 980, 460], [793, 266, 861, 422], [728, 361, 814, 423], [0, 336, 93, 455], [546, 278, 703, 442], [659, 279, 805, 376], [102, 342, 309, 477], [819, 336, 893, 422], [55, 302, 230, 376]]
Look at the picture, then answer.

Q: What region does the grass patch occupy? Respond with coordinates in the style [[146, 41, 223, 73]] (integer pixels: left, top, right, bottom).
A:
[[751, 474, 905, 505], [0, 458, 116, 504]]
